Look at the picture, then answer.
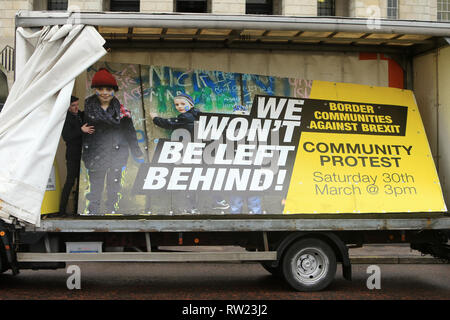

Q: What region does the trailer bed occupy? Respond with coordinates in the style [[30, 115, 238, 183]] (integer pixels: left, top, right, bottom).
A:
[[31, 214, 450, 232]]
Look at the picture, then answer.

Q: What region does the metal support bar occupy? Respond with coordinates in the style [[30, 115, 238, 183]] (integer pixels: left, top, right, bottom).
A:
[[350, 255, 446, 264], [29, 216, 450, 233], [16, 252, 445, 264], [44, 234, 51, 253], [405, 53, 414, 90], [15, 12, 450, 37], [113, 32, 433, 45], [145, 232, 151, 252], [106, 39, 408, 55], [14, 12, 450, 58], [263, 232, 269, 251], [17, 251, 277, 262]]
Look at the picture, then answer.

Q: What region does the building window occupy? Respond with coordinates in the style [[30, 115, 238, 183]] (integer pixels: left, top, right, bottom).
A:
[[438, 0, 450, 21], [175, 0, 207, 13], [47, 0, 68, 10], [387, 0, 398, 19], [317, 0, 335, 16], [110, 0, 140, 12], [246, 0, 273, 15]]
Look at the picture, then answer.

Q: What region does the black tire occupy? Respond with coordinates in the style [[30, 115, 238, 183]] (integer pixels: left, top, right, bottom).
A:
[[282, 238, 337, 292], [260, 261, 283, 278]]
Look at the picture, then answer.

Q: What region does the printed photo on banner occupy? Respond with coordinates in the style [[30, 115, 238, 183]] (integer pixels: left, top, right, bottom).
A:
[[78, 62, 311, 215], [76, 62, 445, 216]]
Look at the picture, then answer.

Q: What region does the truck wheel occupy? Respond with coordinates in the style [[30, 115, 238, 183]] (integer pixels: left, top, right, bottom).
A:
[[282, 238, 337, 292]]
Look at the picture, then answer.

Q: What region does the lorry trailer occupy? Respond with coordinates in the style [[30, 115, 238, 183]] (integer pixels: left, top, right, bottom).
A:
[[0, 11, 449, 292]]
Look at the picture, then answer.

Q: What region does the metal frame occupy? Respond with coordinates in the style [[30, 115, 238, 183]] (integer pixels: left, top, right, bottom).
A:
[[12, 11, 450, 90], [29, 216, 450, 233], [14, 11, 450, 89], [17, 251, 277, 262], [15, 12, 450, 37], [14, 12, 450, 56], [105, 39, 417, 54]]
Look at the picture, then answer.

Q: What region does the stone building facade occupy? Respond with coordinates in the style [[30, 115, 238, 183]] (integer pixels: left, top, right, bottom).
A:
[[0, 0, 449, 91]]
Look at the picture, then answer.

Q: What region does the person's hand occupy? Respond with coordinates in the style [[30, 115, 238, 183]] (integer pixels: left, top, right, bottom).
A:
[[81, 124, 95, 134], [150, 112, 158, 119]]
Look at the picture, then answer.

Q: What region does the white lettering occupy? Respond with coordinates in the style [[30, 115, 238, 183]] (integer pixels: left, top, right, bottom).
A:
[[143, 167, 169, 190]]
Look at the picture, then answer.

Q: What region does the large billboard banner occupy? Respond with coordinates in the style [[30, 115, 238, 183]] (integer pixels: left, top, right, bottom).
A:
[[77, 62, 446, 216]]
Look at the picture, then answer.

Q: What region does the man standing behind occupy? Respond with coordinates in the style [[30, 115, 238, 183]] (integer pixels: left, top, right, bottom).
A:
[[59, 96, 95, 216]]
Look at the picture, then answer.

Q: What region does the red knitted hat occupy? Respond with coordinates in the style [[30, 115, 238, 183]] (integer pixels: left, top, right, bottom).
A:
[[91, 68, 119, 91]]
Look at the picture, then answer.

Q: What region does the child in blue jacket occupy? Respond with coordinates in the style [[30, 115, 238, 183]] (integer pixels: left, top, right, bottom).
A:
[[150, 93, 200, 214]]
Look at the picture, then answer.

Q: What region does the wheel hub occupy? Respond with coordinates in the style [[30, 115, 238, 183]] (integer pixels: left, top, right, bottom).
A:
[[299, 254, 316, 271], [292, 248, 329, 284]]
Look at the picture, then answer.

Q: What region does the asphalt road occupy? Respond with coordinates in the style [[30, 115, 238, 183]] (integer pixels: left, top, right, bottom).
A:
[[1, 261, 449, 300]]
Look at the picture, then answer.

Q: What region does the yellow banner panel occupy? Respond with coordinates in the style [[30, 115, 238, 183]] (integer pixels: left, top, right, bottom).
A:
[[284, 81, 447, 214], [41, 162, 61, 215]]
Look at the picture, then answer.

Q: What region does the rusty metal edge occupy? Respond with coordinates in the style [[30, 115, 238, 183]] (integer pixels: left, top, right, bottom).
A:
[[27, 217, 450, 232]]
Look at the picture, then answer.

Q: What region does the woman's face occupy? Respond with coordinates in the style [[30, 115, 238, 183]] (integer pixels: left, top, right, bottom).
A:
[[95, 87, 115, 105], [174, 98, 190, 113]]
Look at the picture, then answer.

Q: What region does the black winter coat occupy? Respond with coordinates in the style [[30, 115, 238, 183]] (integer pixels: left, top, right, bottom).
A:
[[62, 110, 84, 162], [82, 95, 142, 170], [153, 108, 201, 138]]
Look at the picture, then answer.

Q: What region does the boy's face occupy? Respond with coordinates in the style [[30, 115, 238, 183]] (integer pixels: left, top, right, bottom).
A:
[[174, 98, 189, 113], [95, 87, 115, 105], [68, 100, 79, 114]]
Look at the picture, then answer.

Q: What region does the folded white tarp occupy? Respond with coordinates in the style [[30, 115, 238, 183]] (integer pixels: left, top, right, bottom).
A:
[[0, 24, 106, 227]]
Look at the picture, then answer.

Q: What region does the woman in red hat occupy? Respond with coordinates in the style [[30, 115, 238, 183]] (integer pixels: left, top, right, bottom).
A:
[[82, 68, 143, 215]]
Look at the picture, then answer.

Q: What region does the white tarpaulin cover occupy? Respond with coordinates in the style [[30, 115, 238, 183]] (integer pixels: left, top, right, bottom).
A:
[[0, 24, 106, 226]]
